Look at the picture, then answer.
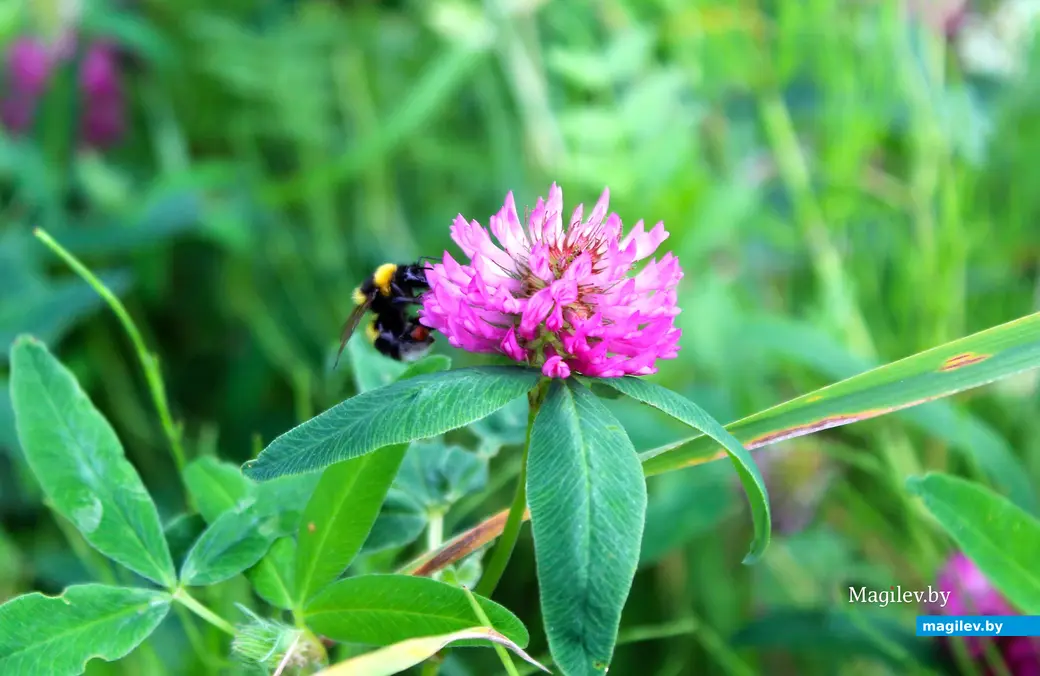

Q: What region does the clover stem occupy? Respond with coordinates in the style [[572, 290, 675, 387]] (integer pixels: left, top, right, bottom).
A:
[[462, 586, 520, 676], [474, 380, 547, 598], [173, 587, 237, 636], [427, 510, 445, 551]]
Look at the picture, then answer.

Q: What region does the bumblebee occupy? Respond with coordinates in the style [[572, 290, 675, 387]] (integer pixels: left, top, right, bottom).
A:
[[365, 311, 435, 362], [335, 262, 434, 365]]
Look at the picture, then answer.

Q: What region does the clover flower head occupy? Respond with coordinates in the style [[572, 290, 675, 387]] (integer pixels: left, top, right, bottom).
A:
[[419, 183, 683, 378]]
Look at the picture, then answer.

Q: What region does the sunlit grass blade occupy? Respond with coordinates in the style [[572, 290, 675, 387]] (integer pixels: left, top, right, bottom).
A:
[[314, 627, 548, 676], [641, 312, 1040, 481]]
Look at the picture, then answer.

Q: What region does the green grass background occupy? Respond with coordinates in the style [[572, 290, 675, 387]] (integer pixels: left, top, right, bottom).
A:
[[1, 0, 1039, 674]]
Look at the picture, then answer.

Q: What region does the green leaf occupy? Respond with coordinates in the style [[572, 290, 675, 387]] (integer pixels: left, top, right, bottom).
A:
[[179, 467, 316, 602], [316, 627, 548, 676], [243, 366, 541, 481], [304, 574, 528, 648], [468, 395, 528, 453], [180, 503, 296, 586], [907, 473, 1040, 613], [8, 336, 176, 586], [393, 439, 488, 512], [601, 377, 771, 563], [164, 513, 206, 569], [248, 537, 296, 610], [361, 493, 428, 555], [183, 456, 256, 523], [731, 608, 938, 668], [0, 584, 171, 675], [526, 379, 646, 676], [295, 444, 409, 606], [352, 359, 459, 557], [397, 354, 452, 381], [347, 336, 409, 392], [642, 312, 1040, 479], [256, 473, 321, 514]]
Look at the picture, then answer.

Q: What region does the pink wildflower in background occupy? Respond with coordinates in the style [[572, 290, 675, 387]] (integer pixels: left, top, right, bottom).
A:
[[420, 183, 683, 378], [0, 37, 53, 133], [0, 35, 126, 149], [937, 552, 1015, 619], [934, 552, 1040, 674], [78, 42, 125, 149]]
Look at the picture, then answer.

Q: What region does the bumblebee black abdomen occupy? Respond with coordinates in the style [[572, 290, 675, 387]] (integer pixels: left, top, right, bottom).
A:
[[367, 313, 434, 362]]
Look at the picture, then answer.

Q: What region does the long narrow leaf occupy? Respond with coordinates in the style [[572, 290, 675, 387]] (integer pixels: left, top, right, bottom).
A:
[[315, 627, 548, 676], [743, 314, 1036, 512], [642, 312, 1040, 478]]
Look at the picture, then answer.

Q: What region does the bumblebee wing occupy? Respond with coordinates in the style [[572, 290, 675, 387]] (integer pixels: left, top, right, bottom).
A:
[[333, 298, 373, 368]]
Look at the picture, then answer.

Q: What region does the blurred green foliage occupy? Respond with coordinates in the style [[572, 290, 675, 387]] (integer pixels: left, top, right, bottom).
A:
[[2, 0, 1039, 674]]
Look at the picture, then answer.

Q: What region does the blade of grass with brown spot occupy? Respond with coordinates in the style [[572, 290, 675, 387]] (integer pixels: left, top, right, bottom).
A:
[[642, 312, 1040, 478]]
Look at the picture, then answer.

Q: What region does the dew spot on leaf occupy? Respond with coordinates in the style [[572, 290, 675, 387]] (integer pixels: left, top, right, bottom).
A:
[[70, 494, 103, 533]]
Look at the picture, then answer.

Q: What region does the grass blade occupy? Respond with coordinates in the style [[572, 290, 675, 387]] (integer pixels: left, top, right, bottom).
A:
[[642, 312, 1040, 481]]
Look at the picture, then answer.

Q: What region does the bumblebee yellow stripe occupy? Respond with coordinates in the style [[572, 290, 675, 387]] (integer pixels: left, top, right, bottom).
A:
[[351, 287, 367, 305], [373, 263, 398, 296], [365, 320, 380, 343]]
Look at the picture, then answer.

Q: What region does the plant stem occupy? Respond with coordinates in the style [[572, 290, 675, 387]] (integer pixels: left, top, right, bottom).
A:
[[173, 588, 237, 636], [427, 511, 445, 552], [475, 382, 545, 598], [462, 587, 520, 676], [33, 229, 189, 480]]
